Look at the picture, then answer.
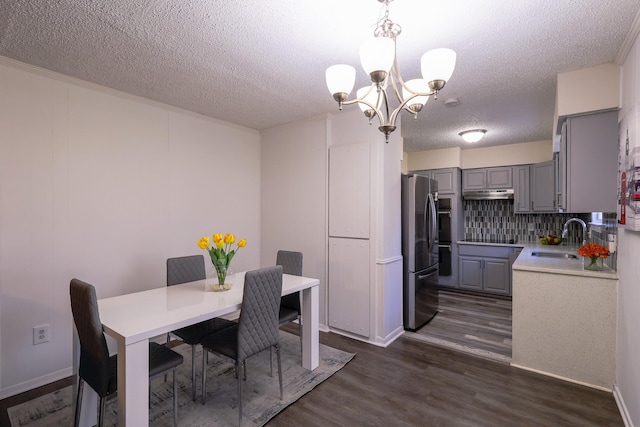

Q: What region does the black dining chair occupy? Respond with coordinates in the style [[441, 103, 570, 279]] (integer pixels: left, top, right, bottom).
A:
[[70, 278, 184, 427], [273, 250, 303, 373], [276, 250, 303, 333], [166, 255, 236, 401], [200, 265, 284, 426]]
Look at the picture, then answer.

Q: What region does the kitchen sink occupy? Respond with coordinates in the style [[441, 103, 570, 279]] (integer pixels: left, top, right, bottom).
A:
[[531, 251, 578, 259]]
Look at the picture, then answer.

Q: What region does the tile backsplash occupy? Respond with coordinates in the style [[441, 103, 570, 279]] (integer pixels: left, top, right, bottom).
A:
[[463, 200, 617, 270]]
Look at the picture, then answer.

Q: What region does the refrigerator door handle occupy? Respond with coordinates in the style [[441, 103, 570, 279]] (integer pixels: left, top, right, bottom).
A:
[[417, 269, 438, 280], [427, 192, 437, 250]]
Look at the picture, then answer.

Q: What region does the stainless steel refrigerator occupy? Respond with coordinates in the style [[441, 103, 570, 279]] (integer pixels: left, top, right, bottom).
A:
[[401, 173, 439, 331]]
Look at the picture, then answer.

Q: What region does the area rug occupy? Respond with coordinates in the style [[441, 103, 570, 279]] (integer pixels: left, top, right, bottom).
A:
[[8, 331, 355, 427], [403, 290, 512, 364]]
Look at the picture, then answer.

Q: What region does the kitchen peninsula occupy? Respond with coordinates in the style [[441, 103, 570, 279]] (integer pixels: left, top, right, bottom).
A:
[[511, 244, 617, 391]]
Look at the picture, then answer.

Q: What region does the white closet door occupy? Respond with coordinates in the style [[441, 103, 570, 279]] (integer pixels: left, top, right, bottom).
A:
[[328, 237, 370, 337], [328, 143, 370, 238]]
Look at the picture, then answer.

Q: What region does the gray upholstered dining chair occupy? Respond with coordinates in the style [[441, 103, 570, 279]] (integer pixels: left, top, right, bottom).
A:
[[276, 250, 303, 333], [200, 265, 284, 425], [166, 255, 236, 401], [70, 278, 184, 427]]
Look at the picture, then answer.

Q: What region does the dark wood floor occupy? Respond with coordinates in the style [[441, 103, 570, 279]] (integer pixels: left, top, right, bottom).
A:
[[404, 290, 513, 363], [270, 324, 622, 427], [1, 324, 623, 427]]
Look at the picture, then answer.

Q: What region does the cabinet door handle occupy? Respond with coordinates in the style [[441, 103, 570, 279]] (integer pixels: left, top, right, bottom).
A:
[[531, 201, 534, 210]]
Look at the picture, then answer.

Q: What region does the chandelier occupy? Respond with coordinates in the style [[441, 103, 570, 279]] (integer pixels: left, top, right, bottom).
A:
[[325, 0, 456, 143]]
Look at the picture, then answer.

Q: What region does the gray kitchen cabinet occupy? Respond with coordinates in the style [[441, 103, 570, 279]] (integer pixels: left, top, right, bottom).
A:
[[412, 167, 460, 194], [458, 244, 512, 296], [487, 167, 513, 188], [557, 109, 618, 213], [462, 169, 486, 190], [531, 160, 556, 212], [462, 166, 513, 191], [432, 168, 459, 194], [513, 165, 531, 213], [513, 160, 557, 214], [459, 256, 483, 291]]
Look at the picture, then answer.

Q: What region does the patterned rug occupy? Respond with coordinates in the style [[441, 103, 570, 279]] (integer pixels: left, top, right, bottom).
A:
[[8, 331, 354, 427], [404, 290, 512, 363]]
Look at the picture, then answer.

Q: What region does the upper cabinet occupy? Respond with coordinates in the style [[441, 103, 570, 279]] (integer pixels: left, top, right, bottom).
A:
[[513, 165, 531, 213], [412, 167, 460, 194], [557, 110, 618, 213], [462, 166, 512, 191], [531, 160, 557, 212]]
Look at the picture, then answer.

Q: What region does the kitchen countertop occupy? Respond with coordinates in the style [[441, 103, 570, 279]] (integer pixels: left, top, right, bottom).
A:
[[457, 239, 524, 248], [511, 242, 618, 280], [456, 239, 618, 278]]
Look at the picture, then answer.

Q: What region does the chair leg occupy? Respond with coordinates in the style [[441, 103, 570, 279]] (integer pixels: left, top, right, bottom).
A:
[[238, 361, 244, 427], [201, 348, 207, 405], [297, 316, 303, 352], [269, 347, 274, 377], [173, 368, 178, 427], [165, 333, 171, 382], [98, 396, 106, 427], [276, 344, 283, 400], [74, 378, 84, 427], [191, 344, 197, 401]]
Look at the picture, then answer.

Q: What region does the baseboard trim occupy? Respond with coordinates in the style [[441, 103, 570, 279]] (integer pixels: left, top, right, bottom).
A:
[[510, 363, 612, 393], [375, 255, 402, 265], [0, 367, 73, 400], [613, 384, 635, 427]]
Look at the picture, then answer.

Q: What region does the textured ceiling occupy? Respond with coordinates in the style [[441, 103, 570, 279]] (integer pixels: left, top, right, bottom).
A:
[[1, 0, 639, 152]]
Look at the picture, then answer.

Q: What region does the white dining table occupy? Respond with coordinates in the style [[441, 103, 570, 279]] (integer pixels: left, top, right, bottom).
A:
[[72, 272, 320, 427]]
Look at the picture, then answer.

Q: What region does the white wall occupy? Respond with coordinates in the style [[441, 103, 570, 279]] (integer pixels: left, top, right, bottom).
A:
[[557, 63, 620, 118], [406, 146, 462, 171], [405, 140, 552, 172], [461, 140, 552, 169], [0, 59, 261, 397], [616, 27, 640, 426], [260, 116, 328, 325]]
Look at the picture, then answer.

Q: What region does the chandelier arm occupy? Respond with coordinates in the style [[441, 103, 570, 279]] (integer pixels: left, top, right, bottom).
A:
[[388, 92, 424, 126], [379, 85, 392, 125], [389, 55, 436, 111], [388, 64, 404, 105], [339, 96, 386, 129]]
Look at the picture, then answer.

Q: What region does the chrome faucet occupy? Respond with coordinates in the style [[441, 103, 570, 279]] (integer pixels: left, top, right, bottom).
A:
[[561, 218, 588, 245]]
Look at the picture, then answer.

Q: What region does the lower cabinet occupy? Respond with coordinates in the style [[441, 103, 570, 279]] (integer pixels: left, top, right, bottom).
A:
[[458, 245, 517, 296]]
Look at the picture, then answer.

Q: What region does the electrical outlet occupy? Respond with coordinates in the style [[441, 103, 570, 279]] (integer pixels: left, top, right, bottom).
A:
[[33, 324, 49, 345], [528, 223, 535, 232]]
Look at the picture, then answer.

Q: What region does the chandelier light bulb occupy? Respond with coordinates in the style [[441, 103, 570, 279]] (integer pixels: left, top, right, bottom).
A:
[[360, 37, 395, 82], [402, 79, 430, 113], [326, 64, 356, 102], [459, 129, 487, 143], [421, 48, 457, 89], [357, 86, 381, 119]]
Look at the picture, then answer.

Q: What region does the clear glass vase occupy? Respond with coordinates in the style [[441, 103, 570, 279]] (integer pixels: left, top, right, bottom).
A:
[[207, 263, 235, 291], [583, 256, 604, 271]]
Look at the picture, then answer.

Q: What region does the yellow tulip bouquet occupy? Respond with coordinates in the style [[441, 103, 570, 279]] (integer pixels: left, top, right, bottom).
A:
[[197, 233, 247, 290]]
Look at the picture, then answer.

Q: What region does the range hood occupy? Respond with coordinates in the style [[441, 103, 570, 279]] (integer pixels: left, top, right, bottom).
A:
[[462, 189, 514, 200]]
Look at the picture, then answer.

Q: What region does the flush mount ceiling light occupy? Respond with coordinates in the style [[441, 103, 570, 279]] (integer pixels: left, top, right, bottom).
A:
[[325, 0, 456, 143], [459, 129, 487, 143]]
